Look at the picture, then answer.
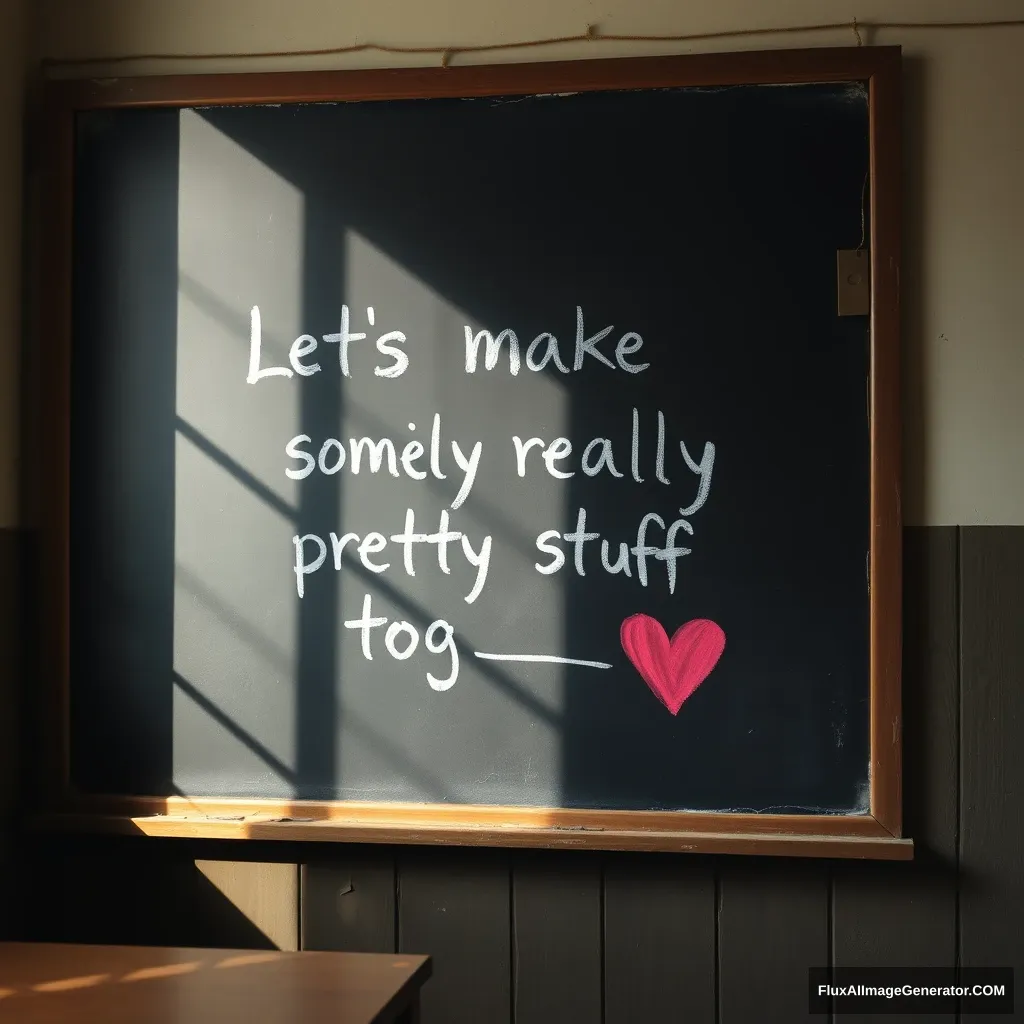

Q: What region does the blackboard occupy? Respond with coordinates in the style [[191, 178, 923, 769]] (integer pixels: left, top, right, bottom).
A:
[[40, 49, 906, 857]]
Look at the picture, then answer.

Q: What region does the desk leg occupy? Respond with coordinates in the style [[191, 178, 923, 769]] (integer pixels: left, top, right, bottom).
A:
[[395, 994, 421, 1024]]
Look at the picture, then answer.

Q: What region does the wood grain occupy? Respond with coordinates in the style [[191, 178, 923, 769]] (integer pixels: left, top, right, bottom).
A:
[[45, 47, 901, 108], [511, 852, 601, 1024], [867, 43, 904, 837], [194, 860, 299, 952], [718, 861, 829, 1023], [302, 853, 397, 953], [397, 849, 510, 1024], [0, 529, 25, 938], [0, 941, 429, 1024], [40, 795, 896, 834], [603, 854, 715, 1024], [959, 528, 1024, 1023], [21, 835, 302, 951], [31, 809, 914, 858], [833, 529, 958, 1024]]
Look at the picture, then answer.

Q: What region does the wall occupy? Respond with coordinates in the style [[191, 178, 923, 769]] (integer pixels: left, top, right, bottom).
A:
[[0, 0, 30, 936], [18, 0, 1024, 526], [4, 1, 1024, 1020]]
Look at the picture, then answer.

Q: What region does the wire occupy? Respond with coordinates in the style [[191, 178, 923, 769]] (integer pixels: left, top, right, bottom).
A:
[[40, 18, 1024, 71]]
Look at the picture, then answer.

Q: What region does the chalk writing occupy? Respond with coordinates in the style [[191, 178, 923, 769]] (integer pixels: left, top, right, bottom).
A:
[[248, 304, 716, 693]]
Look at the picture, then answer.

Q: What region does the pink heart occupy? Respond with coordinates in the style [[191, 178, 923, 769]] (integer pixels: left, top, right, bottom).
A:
[[620, 615, 726, 715]]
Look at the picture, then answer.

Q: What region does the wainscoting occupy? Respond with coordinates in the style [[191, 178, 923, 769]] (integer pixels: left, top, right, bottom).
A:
[[5, 528, 1023, 1022]]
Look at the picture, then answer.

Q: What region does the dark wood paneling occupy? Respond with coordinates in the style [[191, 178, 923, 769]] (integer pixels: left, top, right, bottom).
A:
[[718, 860, 829, 1023], [302, 851, 396, 953], [898, 528, 960, 862], [23, 836, 210, 947], [13, 526, 1024, 1021], [397, 848, 510, 1024], [832, 866, 955, 1023], [183, 843, 303, 951], [0, 528, 23, 938], [21, 836, 300, 950], [960, 527, 1024, 1022], [832, 527, 958, 1023], [511, 852, 601, 1024], [604, 854, 715, 1024], [194, 859, 298, 951]]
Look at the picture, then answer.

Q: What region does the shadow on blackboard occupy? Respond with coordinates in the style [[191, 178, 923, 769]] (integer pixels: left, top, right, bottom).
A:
[[72, 85, 872, 815], [205, 87, 870, 813], [70, 109, 180, 798]]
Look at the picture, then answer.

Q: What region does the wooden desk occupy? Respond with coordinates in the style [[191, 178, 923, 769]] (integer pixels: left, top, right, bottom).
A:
[[0, 942, 430, 1023]]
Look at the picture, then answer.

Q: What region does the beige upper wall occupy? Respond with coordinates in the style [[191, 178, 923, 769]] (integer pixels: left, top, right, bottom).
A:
[[6, 0, 1024, 525]]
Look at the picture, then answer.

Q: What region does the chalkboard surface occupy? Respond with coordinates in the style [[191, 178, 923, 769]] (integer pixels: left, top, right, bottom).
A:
[[68, 79, 872, 815]]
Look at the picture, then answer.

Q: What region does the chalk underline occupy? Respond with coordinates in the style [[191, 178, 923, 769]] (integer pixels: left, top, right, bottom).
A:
[[473, 652, 612, 670]]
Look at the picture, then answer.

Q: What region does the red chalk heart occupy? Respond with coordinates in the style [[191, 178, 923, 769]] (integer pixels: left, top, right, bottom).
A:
[[620, 615, 726, 715]]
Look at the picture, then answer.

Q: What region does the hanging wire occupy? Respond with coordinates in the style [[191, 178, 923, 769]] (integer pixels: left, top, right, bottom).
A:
[[40, 17, 1024, 71]]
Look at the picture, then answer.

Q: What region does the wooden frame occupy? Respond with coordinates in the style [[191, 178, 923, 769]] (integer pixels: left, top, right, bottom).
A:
[[33, 45, 907, 860]]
